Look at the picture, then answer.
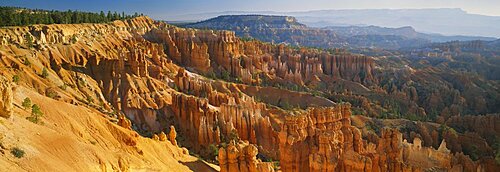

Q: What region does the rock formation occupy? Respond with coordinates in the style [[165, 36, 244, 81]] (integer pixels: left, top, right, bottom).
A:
[[218, 141, 274, 172], [117, 114, 132, 130], [0, 15, 496, 172], [0, 76, 13, 118], [169, 125, 178, 146], [145, 25, 376, 86], [159, 131, 167, 141]]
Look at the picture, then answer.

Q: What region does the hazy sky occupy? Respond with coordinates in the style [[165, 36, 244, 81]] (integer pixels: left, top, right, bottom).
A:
[[1, 0, 499, 19]]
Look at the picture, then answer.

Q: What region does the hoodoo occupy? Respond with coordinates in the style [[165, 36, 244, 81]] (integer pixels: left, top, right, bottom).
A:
[[0, 5, 498, 172]]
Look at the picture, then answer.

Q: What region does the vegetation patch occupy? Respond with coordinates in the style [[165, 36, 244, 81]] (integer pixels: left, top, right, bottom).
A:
[[12, 75, 20, 83], [26, 104, 44, 124], [22, 97, 32, 109], [11, 147, 25, 158], [0, 6, 143, 27]]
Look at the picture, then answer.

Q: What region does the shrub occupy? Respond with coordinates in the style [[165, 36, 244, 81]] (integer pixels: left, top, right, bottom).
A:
[[22, 97, 32, 109], [70, 35, 78, 44], [41, 67, 49, 78], [273, 161, 280, 171], [59, 84, 68, 90], [25, 34, 33, 48], [23, 58, 31, 66], [279, 101, 292, 110], [208, 144, 219, 160], [12, 75, 20, 83], [221, 70, 230, 81], [31, 104, 42, 116], [440, 124, 458, 137], [207, 71, 217, 79], [26, 116, 40, 124], [77, 79, 86, 87], [11, 147, 25, 158], [27, 104, 43, 124], [86, 96, 94, 103], [227, 129, 239, 142], [46, 90, 58, 99]]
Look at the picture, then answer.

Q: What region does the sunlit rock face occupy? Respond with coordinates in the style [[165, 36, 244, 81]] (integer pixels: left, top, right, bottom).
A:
[[1, 15, 497, 172], [218, 141, 275, 172], [0, 76, 13, 118]]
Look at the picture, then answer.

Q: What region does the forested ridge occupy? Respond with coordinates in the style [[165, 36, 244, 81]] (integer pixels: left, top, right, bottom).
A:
[[0, 6, 142, 26]]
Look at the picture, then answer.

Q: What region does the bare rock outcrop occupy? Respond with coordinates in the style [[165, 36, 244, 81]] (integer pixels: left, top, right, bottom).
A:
[[117, 114, 132, 130], [145, 26, 375, 87], [169, 125, 178, 146], [218, 141, 274, 172], [159, 131, 167, 141], [0, 76, 13, 118], [278, 104, 365, 172]]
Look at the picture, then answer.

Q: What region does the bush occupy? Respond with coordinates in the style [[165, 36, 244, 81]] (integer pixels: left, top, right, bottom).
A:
[[273, 161, 280, 171], [70, 35, 78, 44], [12, 75, 20, 83], [25, 34, 33, 48], [59, 84, 68, 90], [279, 101, 292, 110], [227, 129, 239, 142], [41, 67, 49, 78], [208, 144, 219, 160], [86, 96, 94, 103], [27, 104, 43, 124], [22, 97, 32, 109], [46, 90, 58, 99], [221, 70, 230, 81], [23, 58, 31, 66], [77, 79, 86, 87], [207, 71, 217, 79], [11, 147, 25, 158], [31, 104, 42, 116]]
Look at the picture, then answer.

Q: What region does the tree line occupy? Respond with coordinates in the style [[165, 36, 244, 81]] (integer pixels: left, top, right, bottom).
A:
[[0, 6, 143, 27]]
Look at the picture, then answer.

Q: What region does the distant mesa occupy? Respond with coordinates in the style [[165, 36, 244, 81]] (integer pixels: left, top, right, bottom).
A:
[[182, 14, 496, 50]]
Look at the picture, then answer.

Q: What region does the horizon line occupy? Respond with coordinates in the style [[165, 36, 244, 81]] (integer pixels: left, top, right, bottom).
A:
[[166, 8, 500, 18]]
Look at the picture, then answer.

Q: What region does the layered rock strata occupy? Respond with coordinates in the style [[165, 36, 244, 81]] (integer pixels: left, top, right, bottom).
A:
[[0, 16, 492, 171], [145, 26, 376, 86]]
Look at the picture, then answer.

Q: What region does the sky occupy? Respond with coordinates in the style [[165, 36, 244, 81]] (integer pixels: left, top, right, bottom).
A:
[[1, 0, 500, 20]]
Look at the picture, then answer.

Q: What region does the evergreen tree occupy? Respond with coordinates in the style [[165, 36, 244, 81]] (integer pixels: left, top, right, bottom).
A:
[[25, 34, 33, 48], [100, 11, 106, 22], [72, 11, 80, 23], [113, 11, 118, 20], [0, 6, 139, 27]]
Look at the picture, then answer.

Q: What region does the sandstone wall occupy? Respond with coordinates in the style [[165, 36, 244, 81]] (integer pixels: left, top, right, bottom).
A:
[[218, 141, 274, 172]]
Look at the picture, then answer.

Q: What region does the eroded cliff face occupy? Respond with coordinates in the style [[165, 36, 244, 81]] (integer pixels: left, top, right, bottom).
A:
[[218, 141, 274, 172], [0, 16, 495, 171], [145, 26, 376, 86], [275, 105, 486, 172]]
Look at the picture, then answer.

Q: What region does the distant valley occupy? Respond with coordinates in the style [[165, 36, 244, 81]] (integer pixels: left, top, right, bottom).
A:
[[182, 15, 498, 49], [171, 8, 500, 38]]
